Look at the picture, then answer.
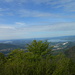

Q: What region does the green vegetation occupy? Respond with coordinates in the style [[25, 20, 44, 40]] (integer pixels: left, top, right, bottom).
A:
[[65, 46, 75, 61], [0, 40, 75, 75]]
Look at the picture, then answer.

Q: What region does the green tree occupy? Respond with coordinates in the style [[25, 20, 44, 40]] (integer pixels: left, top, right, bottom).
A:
[[24, 40, 54, 75], [2, 40, 75, 75], [52, 54, 71, 75], [0, 53, 5, 75], [26, 40, 53, 60]]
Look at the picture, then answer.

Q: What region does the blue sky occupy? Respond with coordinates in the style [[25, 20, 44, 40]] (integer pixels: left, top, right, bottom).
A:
[[0, 0, 75, 40]]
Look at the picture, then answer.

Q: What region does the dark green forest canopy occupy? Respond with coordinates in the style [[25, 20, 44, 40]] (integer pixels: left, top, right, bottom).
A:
[[0, 40, 75, 75]]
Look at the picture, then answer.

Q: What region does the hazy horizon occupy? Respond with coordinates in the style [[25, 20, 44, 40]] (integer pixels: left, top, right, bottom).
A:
[[0, 35, 75, 41], [0, 0, 75, 40]]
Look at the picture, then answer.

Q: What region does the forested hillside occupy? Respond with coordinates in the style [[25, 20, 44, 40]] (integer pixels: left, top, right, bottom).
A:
[[0, 43, 22, 50], [0, 40, 75, 75], [65, 46, 75, 61]]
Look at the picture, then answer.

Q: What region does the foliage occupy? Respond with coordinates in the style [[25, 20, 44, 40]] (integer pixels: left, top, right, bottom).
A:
[[0, 40, 75, 75]]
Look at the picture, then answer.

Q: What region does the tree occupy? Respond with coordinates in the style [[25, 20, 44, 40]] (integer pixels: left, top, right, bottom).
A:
[[52, 54, 71, 75], [25, 40, 54, 75], [1, 40, 75, 75], [27, 40, 53, 57], [0, 53, 5, 75]]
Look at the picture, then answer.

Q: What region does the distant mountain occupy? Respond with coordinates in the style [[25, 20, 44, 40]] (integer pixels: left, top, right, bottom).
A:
[[0, 43, 25, 55], [0, 43, 24, 50], [0, 35, 75, 44], [0, 39, 33, 46], [47, 35, 75, 42], [0, 35, 75, 55], [52, 42, 75, 55]]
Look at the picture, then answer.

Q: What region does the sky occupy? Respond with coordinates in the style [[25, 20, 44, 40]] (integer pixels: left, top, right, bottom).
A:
[[0, 0, 75, 40]]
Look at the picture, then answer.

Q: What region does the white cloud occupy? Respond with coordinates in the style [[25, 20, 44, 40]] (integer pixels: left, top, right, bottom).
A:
[[2, 0, 75, 13], [0, 26, 14, 29], [47, 0, 75, 12], [15, 22, 26, 26], [17, 22, 75, 32], [18, 9, 56, 17], [0, 22, 75, 33], [0, 22, 75, 39], [27, 0, 75, 12]]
